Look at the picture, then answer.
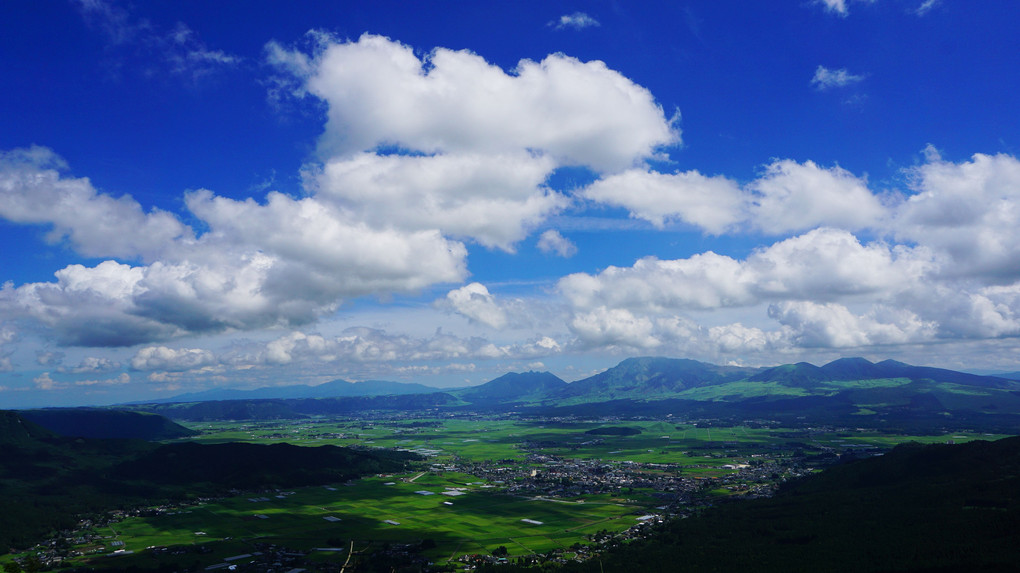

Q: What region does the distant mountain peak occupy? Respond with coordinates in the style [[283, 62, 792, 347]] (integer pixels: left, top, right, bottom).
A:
[[457, 371, 567, 403]]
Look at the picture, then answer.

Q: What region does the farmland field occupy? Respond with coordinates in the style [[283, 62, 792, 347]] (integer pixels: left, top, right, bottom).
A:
[[11, 416, 1012, 571], [79, 471, 653, 570], [181, 416, 1007, 465]]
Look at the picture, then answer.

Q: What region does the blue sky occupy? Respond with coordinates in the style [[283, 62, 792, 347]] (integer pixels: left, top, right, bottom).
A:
[[2, 0, 1020, 407]]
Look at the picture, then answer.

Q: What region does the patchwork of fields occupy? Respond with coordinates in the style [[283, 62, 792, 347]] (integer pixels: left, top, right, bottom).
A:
[[95, 472, 649, 569], [11, 417, 1010, 571]]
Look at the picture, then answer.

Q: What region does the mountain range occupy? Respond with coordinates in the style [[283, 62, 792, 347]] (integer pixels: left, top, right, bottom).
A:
[[158, 378, 441, 403], [125, 356, 1020, 430]]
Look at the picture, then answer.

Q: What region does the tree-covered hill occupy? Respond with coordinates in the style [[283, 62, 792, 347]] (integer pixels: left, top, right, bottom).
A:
[[17, 408, 198, 440]]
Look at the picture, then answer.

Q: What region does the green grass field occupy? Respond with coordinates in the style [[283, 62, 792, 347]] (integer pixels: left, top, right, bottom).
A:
[[75, 471, 650, 569], [179, 418, 1011, 468]]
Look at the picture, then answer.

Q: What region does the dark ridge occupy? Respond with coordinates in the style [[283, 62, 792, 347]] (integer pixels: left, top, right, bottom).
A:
[[18, 408, 198, 440], [0, 410, 58, 444]]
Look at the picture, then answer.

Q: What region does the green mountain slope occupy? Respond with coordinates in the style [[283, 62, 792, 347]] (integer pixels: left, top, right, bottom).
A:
[[554, 357, 757, 402]]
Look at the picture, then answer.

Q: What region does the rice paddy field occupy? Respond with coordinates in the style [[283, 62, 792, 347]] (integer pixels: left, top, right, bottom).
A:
[[78, 470, 653, 570], [180, 417, 1008, 466]]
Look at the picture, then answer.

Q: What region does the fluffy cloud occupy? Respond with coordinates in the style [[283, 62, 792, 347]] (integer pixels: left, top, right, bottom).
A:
[[748, 159, 885, 234], [131, 346, 217, 371], [270, 33, 677, 254], [559, 251, 755, 312], [768, 301, 937, 348], [33, 371, 131, 391], [1, 35, 682, 350], [183, 189, 468, 298], [36, 351, 64, 366], [442, 283, 509, 329], [33, 372, 58, 390], [537, 230, 577, 258], [0, 147, 191, 261], [0, 324, 15, 372], [271, 33, 677, 171], [559, 227, 942, 352], [748, 229, 932, 299], [708, 323, 776, 353], [894, 152, 1020, 281], [582, 159, 885, 236], [583, 169, 745, 233], [59, 356, 122, 374], [247, 327, 564, 367], [311, 151, 565, 250], [561, 228, 929, 314], [0, 153, 469, 347], [569, 307, 660, 350]]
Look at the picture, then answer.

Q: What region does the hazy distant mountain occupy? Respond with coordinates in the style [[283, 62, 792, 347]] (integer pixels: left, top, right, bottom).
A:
[[122, 356, 1020, 429], [160, 378, 441, 403], [135, 392, 459, 421], [455, 371, 567, 403]]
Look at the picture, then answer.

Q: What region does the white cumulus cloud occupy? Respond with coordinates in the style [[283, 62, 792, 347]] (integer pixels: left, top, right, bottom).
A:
[[131, 346, 217, 371], [442, 283, 510, 329], [748, 159, 884, 234], [0, 147, 191, 261], [272, 33, 677, 172], [537, 230, 578, 258], [311, 151, 565, 251], [893, 152, 1020, 281], [583, 169, 745, 233]]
